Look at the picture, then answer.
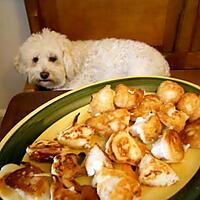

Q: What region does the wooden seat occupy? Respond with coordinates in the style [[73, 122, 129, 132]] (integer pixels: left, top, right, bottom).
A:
[[23, 0, 200, 91]]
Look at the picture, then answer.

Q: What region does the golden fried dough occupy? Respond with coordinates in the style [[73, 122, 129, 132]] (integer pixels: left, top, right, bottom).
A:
[[26, 139, 68, 162], [177, 92, 200, 121], [88, 85, 115, 116], [158, 103, 189, 132], [50, 178, 82, 200], [86, 109, 130, 139], [0, 162, 50, 200], [157, 80, 184, 104], [105, 130, 145, 165], [92, 168, 141, 200], [139, 154, 179, 186], [57, 124, 94, 149], [131, 94, 162, 121], [114, 84, 144, 110], [181, 119, 200, 148], [151, 128, 184, 163], [51, 153, 85, 182], [130, 113, 162, 144], [85, 145, 113, 176]]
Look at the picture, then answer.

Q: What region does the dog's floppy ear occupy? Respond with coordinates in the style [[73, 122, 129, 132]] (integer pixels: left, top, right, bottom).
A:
[[62, 48, 76, 80], [14, 52, 26, 74], [54, 32, 76, 80]]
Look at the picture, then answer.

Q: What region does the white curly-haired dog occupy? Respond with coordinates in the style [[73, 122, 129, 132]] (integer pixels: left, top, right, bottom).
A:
[[15, 29, 170, 90]]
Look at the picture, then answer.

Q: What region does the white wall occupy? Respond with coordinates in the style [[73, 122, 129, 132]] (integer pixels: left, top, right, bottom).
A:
[[0, 0, 30, 115]]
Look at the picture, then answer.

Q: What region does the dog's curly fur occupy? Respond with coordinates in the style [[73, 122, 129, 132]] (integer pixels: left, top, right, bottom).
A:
[[15, 29, 170, 90]]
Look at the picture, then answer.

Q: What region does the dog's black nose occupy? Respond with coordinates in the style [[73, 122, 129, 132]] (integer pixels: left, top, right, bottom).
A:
[[40, 71, 49, 79]]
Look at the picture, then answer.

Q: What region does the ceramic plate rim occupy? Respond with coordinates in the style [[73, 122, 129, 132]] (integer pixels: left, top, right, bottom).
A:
[[0, 76, 200, 200]]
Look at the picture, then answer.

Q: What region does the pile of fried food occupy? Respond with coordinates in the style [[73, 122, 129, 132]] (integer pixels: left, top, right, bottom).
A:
[[1, 80, 200, 200]]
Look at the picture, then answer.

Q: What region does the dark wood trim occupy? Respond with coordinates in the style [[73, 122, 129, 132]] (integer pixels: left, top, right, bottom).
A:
[[174, 0, 199, 52], [37, 0, 60, 32], [166, 52, 200, 69], [191, 0, 200, 51], [24, 0, 42, 33], [163, 0, 184, 52]]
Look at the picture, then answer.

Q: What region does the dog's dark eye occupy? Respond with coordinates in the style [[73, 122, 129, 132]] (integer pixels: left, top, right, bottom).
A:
[[49, 56, 57, 62], [33, 57, 39, 63]]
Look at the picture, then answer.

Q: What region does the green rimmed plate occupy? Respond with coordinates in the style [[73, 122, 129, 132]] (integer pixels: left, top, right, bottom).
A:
[[0, 76, 200, 200]]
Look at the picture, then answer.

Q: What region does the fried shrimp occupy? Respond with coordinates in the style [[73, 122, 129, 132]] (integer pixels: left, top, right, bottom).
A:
[[114, 84, 144, 110], [157, 80, 184, 104]]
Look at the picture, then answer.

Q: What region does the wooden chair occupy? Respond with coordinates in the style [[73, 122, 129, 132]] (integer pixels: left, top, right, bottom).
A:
[[23, 0, 200, 91]]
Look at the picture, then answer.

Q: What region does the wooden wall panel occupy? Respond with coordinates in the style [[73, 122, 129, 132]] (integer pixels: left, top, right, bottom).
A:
[[37, 0, 60, 32], [24, 0, 42, 32], [166, 52, 200, 69], [175, 0, 199, 52], [163, 0, 184, 52], [25, 0, 175, 48], [55, 0, 168, 47], [166, 0, 200, 69], [191, 1, 200, 51]]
